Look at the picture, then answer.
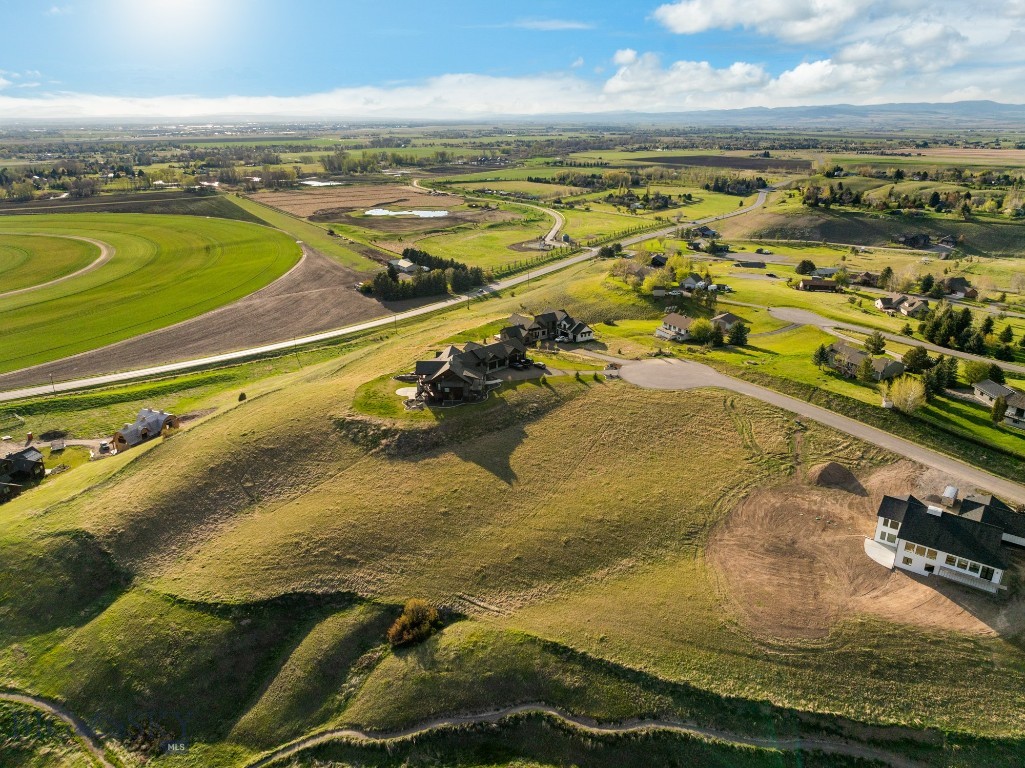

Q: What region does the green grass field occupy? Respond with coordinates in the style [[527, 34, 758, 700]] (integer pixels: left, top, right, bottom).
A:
[[0, 214, 301, 374], [0, 234, 100, 294]]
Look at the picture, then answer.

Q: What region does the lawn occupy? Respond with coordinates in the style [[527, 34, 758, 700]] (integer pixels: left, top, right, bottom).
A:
[[0, 214, 302, 374], [0, 234, 99, 293], [398, 213, 549, 269]]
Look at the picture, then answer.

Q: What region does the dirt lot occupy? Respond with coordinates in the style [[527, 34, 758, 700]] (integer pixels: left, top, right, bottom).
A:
[[709, 459, 1025, 641], [0, 247, 401, 390], [251, 184, 454, 218]]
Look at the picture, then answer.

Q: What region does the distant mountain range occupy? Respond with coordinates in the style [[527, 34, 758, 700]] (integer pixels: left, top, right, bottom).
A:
[[559, 101, 1025, 130]]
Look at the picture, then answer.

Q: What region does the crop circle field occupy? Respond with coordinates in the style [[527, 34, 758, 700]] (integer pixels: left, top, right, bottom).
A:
[[0, 213, 302, 374], [0, 234, 101, 294]]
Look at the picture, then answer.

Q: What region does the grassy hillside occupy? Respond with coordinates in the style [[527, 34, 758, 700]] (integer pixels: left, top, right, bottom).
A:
[[2, 268, 1025, 767], [0, 700, 97, 767], [0, 192, 266, 224]]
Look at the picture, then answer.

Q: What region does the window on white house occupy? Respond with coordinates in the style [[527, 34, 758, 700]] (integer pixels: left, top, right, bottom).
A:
[[926, 549, 937, 559], [903, 556, 913, 565], [969, 562, 980, 574], [945, 555, 957, 566], [981, 567, 995, 581], [957, 558, 969, 570]]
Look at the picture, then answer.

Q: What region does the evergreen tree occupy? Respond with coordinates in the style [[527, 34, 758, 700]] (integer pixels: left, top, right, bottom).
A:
[[727, 322, 749, 346], [999, 325, 1014, 343], [992, 395, 1008, 425], [865, 331, 887, 355], [812, 344, 829, 369]]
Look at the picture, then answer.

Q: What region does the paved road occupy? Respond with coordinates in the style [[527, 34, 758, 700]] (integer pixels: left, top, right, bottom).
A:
[[0, 189, 769, 401], [243, 701, 924, 768], [618, 356, 1025, 503]]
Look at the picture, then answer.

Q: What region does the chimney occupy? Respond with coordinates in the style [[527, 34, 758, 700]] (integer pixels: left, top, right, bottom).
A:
[[927, 505, 943, 517]]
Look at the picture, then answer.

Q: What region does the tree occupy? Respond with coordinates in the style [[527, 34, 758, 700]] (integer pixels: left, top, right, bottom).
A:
[[988, 362, 1006, 384], [980, 315, 995, 336], [710, 325, 725, 347], [727, 322, 749, 346], [901, 346, 932, 374], [865, 330, 886, 355], [886, 376, 926, 414], [688, 318, 714, 344], [901, 322, 914, 336], [795, 259, 817, 275], [962, 359, 992, 384], [919, 273, 935, 293], [992, 395, 1008, 425], [858, 357, 876, 383], [880, 265, 894, 289], [940, 355, 959, 387], [812, 344, 829, 369], [999, 325, 1014, 343], [994, 343, 1016, 361]]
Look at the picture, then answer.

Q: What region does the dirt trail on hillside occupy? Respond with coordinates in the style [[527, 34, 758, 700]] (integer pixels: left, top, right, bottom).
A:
[[709, 460, 1025, 640], [0, 246, 391, 390], [0, 691, 117, 767], [0, 234, 114, 299]]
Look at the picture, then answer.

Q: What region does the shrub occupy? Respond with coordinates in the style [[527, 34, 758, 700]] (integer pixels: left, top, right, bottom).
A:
[[886, 376, 926, 414], [688, 318, 715, 344], [387, 599, 440, 647]]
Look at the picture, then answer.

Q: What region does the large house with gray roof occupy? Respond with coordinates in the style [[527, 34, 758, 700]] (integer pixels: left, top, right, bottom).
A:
[[112, 408, 180, 452], [826, 341, 905, 381], [415, 339, 526, 404], [506, 309, 594, 344], [873, 489, 1024, 593]]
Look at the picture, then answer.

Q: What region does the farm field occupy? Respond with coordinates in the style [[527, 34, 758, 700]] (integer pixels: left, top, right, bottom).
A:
[[0, 214, 301, 374], [0, 233, 100, 293]]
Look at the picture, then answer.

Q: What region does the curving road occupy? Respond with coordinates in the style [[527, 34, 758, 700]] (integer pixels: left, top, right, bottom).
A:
[[613, 355, 1025, 503], [0, 234, 114, 299], [0, 691, 118, 768], [0, 189, 770, 401]]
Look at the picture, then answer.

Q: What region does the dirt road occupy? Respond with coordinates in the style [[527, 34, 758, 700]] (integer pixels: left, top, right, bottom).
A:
[[618, 356, 1025, 502], [0, 691, 118, 768], [0, 234, 114, 299], [243, 702, 926, 768]]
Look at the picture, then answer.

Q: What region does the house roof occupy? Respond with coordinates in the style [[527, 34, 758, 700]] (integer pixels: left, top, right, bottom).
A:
[[712, 312, 743, 327], [1007, 390, 1025, 409], [662, 312, 694, 329], [876, 294, 908, 308], [973, 379, 1014, 399], [798, 277, 837, 287], [878, 494, 1009, 569], [902, 298, 929, 312], [10, 446, 43, 463], [944, 276, 972, 291], [959, 494, 1025, 540], [812, 267, 839, 276]]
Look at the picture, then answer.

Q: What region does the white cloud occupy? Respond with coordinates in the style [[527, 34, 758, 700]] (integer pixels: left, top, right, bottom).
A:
[[653, 0, 872, 43], [0, 77, 11, 90], [46, 5, 73, 15], [571, 57, 585, 68], [509, 19, 593, 31]]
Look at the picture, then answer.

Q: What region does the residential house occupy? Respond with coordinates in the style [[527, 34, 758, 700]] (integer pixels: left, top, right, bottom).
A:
[[693, 225, 719, 238], [387, 258, 420, 275], [650, 254, 668, 268], [415, 339, 525, 404], [0, 477, 20, 501], [873, 489, 1025, 593], [938, 235, 957, 248], [655, 313, 695, 342], [505, 309, 593, 344], [900, 298, 930, 318], [112, 408, 180, 452], [973, 379, 1014, 406], [1003, 391, 1025, 431], [825, 341, 905, 381], [875, 294, 909, 312], [796, 277, 838, 292], [853, 271, 879, 287], [811, 266, 840, 278], [0, 447, 44, 481], [680, 273, 703, 291], [652, 287, 667, 299], [893, 233, 932, 249], [942, 276, 978, 299], [711, 312, 744, 332], [734, 260, 766, 269]]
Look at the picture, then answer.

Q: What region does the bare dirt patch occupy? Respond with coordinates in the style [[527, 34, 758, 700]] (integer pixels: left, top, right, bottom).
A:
[[251, 185, 457, 218], [709, 460, 1025, 641]]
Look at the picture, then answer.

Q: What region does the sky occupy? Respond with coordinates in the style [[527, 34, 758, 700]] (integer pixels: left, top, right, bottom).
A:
[[1, 0, 1024, 119]]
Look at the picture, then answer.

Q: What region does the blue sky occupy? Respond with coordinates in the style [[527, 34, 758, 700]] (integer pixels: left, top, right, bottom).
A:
[[0, 1, 1022, 119]]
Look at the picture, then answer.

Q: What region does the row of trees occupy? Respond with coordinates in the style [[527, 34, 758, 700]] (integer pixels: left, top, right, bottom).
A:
[[918, 305, 1020, 361], [400, 248, 486, 292]]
